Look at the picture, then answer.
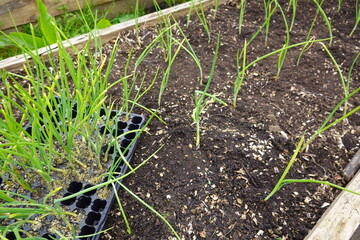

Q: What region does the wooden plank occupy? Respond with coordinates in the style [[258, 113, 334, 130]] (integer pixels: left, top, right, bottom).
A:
[[343, 149, 360, 182], [0, 0, 157, 31], [0, 0, 156, 34], [0, 0, 111, 31], [0, 0, 221, 71], [305, 169, 360, 240]]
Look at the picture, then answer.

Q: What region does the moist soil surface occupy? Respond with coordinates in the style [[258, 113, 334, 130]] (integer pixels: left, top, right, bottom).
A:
[[99, 0, 360, 239], [1, 1, 360, 239], [88, 1, 360, 239]]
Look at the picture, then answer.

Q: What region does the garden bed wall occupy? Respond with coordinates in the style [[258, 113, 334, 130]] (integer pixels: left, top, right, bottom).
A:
[[0, 0, 220, 71], [0, 0, 154, 32]]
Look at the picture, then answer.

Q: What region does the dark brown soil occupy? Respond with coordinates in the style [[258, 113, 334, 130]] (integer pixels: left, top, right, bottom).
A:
[[71, 0, 359, 239]]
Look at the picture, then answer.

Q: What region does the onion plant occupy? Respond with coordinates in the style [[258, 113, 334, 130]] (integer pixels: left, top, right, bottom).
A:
[[257, 0, 290, 49], [0, 28, 126, 238], [319, 43, 360, 114], [274, 0, 290, 79], [233, 40, 246, 108], [310, 0, 333, 45], [238, 0, 246, 34], [264, 87, 360, 201], [287, 0, 298, 31], [142, 5, 203, 103], [350, 0, 360, 36], [233, 38, 331, 108], [263, 0, 274, 46], [187, 0, 211, 43], [192, 34, 227, 148]]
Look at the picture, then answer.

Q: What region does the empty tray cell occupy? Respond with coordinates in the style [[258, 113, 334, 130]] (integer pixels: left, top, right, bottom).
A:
[[71, 103, 78, 119], [5, 231, 25, 240], [83, 184, 96, 196], [68, 181, 83, 193], [76, 196, 91, 209], [5, 232, 16, 240], [113, 128, 124, 136], [128, 124, 139, 131], [131, 116, 143, 124], [124, 132, 136, 140], [119, 148, 129, 157], [121, 139, 132, 149], [79, 225, 96, 237], [111, 165, 123, 176], [85, 211, 101, 226], [99, 108, 106, 117], [99, 126, 111, 135], [61, 192, 76, 206], [108, 110, 118, 119], [106, 146, 115, 155], [117, 121, 127, 130], [25, 126, 32, 135], [91, 199, 107, 212]]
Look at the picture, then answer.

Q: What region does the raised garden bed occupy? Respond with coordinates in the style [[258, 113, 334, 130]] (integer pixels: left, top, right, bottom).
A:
[[1, 0, 359, 239]]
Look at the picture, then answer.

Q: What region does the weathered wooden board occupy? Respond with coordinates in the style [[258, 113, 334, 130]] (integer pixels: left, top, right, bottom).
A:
[[304, 169, 360, 240], [0, 0, 221, 71], [0, 0, 154, 31], [343, 149, 360, 182]]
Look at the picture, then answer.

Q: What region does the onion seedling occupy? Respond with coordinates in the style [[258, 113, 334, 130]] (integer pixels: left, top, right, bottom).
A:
[[275, 0, 290, 79], [187, 0, 211, 42], [350, 0, 360, 36], [338, 0, 343, 11], [311, 0, 333, 45], [287, 0, 298, 31], [233, 40, 247, 108], [159, 38, 186, 106], [319, 43, 360, 114], [233, 38, 331, 108], [238, 0, 246, 34], [0, 5, 142, 238], [263, 0, 275, 46], [264, 135, 360, 201], [301, 87, 360, 152], [265, 88, 360, 201], [192, 34, 227, 148]]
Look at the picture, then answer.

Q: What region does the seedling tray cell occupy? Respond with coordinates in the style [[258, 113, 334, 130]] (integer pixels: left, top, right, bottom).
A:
[[1, 97, 145, 239]]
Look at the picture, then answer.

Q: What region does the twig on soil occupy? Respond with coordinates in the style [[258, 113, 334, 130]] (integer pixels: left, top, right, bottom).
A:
[[241, 163, 258, 187]]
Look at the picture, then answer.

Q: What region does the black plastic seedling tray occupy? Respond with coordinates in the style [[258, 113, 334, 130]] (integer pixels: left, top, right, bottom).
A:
[[1, 97, 145, 240]]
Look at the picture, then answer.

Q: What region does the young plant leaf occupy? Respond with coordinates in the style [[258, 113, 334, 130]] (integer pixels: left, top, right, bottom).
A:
[[37, 0, 57, 44], [97, 18, 112, 29]]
